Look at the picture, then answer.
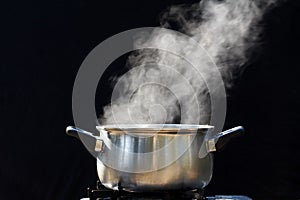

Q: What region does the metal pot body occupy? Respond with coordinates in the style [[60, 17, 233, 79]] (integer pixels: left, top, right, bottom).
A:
[[66, 125, 244, 192], [96, 130, 213, 191]]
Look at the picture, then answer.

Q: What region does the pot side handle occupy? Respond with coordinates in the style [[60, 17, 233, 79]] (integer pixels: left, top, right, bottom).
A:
[[66, 126, 104, 152], [206, 126, 245, 152]]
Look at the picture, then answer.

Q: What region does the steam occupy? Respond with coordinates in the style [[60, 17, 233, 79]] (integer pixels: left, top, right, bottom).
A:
[[100, 0, 280, 125]]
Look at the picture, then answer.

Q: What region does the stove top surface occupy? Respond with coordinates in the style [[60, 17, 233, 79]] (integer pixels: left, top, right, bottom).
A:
[[81, 194, 251, 200]]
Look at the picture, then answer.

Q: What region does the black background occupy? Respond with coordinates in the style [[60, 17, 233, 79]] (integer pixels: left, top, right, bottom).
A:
[[1, 0, 300, 199]]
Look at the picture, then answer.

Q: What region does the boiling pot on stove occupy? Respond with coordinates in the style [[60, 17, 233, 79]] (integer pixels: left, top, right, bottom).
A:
[[66, 124, 244, 192]]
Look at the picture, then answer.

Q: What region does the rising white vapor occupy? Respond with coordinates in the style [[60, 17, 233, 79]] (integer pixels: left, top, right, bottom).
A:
[[100, 0, 280, 125]]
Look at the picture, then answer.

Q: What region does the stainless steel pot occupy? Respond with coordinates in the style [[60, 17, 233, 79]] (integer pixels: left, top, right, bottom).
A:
[[66, 124, 244, 191]]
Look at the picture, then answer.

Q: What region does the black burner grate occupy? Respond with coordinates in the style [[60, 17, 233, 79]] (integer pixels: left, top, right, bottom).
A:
[[84, 181, 252, 200]]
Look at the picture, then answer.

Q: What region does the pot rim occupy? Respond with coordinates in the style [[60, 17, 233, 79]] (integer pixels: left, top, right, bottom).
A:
[[96, 124, 214, 134]]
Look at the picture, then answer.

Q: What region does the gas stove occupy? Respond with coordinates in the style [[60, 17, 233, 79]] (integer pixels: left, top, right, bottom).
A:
[[80, 181, 252, 200]]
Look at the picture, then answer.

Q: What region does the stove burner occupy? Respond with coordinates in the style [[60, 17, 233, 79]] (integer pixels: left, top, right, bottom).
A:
[[82, 181, 252, 200], [85, 181, 204, 200]]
